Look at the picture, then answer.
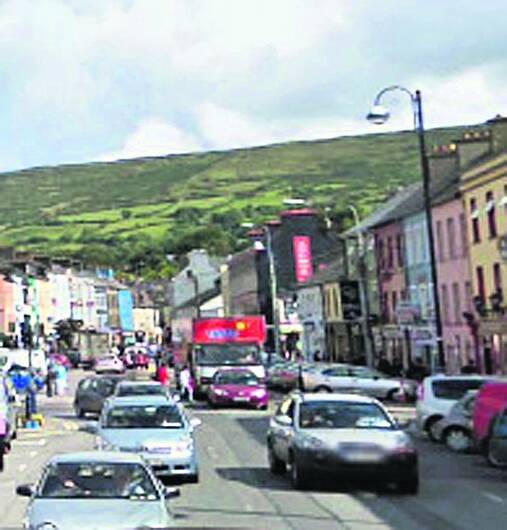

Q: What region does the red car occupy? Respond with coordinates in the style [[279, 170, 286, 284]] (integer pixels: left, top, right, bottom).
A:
[[208, 369, 269, 410]]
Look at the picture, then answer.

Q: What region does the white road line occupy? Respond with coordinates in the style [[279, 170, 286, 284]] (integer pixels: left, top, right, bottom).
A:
[[207, 446, 219, 460], [29, 451, 38, 458], [483, 492, 504, 504], [16, 438, 47, 447], [18, 464, 27, 472]]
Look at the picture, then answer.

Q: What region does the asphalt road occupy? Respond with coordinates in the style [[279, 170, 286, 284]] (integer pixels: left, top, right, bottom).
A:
[[2, 370, 507, 529]]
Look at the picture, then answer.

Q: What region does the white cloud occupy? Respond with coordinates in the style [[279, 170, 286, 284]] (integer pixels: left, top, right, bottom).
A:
[[98, 117, 202, 161]]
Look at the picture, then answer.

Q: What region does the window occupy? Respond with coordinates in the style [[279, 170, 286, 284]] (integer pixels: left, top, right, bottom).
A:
[[459, 213, 468, 257], [470, 198, 480, 243], [396, 234, 404, 267], [377, 238, 385, 270], [476, 266, 486, 301], [436, 220, 445, 261], [387, 237, 393, 269], [322, 366, 349, 377], [452, 282, 461, 324], [382, 292, 389, 321], [493, 263, 503, 295], [464, 281, 473, 313], [486, 191, 497, 239], [442, 284, 450, 324], [431, 379, 488, 400], [447, 218, 456, 259]]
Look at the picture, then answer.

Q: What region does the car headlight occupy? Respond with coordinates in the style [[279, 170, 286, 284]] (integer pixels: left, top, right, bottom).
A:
[[214, 389, 228, 396], [172, 437, 194, 453], [300, 436, 325, 450], [252, 389, 266, 398]]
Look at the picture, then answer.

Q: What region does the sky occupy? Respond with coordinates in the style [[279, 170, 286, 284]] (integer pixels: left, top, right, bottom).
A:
[[1, 0, 507, 172]]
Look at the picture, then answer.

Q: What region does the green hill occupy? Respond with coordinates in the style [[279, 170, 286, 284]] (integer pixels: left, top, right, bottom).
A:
[[0, 126, 466, 278]]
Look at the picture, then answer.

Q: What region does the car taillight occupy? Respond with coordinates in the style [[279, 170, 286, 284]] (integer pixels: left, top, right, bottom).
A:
[[416, 383, 424, 401]]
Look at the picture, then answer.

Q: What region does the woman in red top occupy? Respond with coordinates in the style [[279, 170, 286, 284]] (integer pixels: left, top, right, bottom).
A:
[[157, 363, 169, 386]]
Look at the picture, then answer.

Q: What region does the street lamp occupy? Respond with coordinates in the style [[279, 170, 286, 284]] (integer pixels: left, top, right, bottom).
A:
[[242, 223, 281, 360], [367, 86, 445, 370]]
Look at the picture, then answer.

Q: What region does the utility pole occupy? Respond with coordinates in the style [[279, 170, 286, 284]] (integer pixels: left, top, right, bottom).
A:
[[266, 227, 280, 361]]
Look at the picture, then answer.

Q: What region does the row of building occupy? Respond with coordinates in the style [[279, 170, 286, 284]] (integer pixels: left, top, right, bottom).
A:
[[0, 250, 163, 350], [169, 115, 507, 375]]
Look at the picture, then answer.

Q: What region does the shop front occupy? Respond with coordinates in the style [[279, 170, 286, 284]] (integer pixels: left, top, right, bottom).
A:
[[478, 315, 507, 374]]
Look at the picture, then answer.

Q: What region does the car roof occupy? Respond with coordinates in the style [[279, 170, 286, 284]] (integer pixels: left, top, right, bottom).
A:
[[106, 395, 172, 407], [293, 392, 379, 404], [424, 375, 495, 382], [117, 380, 162, 387], [49, 451, 145, 465]]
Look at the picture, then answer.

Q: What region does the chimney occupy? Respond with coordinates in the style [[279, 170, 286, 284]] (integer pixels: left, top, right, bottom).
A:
[[428, 143, 459, 181], [455, 129, 491, 169], [486, 115, 507, 154]]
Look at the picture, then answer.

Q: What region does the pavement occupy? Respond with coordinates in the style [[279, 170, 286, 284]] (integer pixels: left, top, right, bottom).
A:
[[1, 370, 507, 529]]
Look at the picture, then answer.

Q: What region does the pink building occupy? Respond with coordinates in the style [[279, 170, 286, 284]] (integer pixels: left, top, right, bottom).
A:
[[0, 276, 15, 336], [373, 221, 407, 362], [432, 194, 476, 372]]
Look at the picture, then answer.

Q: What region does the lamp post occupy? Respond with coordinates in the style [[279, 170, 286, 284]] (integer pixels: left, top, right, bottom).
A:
[[348, 205, 374, 368], [367, 86, 445, 370], [242, 223, 281, 361]]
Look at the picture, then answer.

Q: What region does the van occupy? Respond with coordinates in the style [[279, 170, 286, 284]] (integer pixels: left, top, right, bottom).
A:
[[473, 381, 507, 454]]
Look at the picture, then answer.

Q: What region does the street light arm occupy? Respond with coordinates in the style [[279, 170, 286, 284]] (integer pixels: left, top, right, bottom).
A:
[[373, 85, 415, 106]]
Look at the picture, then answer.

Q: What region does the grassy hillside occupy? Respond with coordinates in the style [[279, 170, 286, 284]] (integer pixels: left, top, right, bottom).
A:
[[0, 126, 466, 277]]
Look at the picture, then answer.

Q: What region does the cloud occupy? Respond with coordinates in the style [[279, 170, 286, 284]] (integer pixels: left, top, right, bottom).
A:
[[98, 117, 202, 161]]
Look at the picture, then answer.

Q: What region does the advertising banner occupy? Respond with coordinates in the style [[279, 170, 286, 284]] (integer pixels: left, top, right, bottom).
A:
[[293, 236, 314, 283], [193, 317, 266, 344]]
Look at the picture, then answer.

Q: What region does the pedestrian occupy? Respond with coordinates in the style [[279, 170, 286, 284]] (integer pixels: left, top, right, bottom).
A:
[[157, 363, 169, 387], [179, 365, 194, 403], [54, 362, 67, 396]]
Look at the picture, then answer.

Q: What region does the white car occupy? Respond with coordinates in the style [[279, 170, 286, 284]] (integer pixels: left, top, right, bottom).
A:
[[303, 364, 417, 401], [94, 354, 125, 374], [16, 451, 179, 529], [415, 375, 495, 441]]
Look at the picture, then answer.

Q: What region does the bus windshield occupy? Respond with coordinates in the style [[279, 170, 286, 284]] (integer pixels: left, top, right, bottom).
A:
[[194, 344, 260, 366]]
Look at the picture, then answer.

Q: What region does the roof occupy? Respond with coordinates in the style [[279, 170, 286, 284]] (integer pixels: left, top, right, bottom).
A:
[[280, 208, 318, 217], [296, 392, 378, 404], [49, 451, 144, 464], [298, 259, 345, 288]]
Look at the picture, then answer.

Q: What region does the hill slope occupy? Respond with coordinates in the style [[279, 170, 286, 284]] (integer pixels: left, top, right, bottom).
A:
[[0, 126, 466, 276]]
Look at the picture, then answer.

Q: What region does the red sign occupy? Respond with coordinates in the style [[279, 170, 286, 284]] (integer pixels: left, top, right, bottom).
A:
[[193, 317, 266, 344], [293, 236, 314, 283]]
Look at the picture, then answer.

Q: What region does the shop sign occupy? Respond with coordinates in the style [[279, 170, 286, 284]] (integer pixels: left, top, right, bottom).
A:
[[293, 236, 314, 283]]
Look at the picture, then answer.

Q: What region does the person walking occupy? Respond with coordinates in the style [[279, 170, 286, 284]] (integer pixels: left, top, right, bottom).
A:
[[54, 362, 67, 396], [179, 365, 194, 403], [157, 363, 169, 387]]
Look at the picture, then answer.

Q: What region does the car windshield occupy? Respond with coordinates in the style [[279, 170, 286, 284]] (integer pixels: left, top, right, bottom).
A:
[[39, 462, 158, 500], [104, 405, 184, 429], [299, 401, 395, 430], [215, 371, 259, 386], [195, 344, 260, 366], [117, 385, 165, 397]]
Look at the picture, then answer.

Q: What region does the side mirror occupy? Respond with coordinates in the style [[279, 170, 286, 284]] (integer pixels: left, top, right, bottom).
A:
[[16, 484, 34, 497], [275, 414, 293, 427], [190, 418, 202, 428], [80, 421, 98, 434], [164, 487, 181, 499]]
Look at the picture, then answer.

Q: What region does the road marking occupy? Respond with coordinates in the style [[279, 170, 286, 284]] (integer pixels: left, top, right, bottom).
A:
[[29, 451, 38, 458], [207, 446, 219, 460], [18, 464, 27, 472], [16, 438, 47, 447], [483, 492, 504, 504]]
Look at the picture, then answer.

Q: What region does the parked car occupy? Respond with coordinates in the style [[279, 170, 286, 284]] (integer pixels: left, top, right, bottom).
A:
[[266, 392, 418, 493], [431, 390, 477, 452], [266, 362, 300, 391], [473, 381, 507, 458], [484, 407, 507, 468], [114, 381, 171, 399], [416, 375, 494, 441], [95, 395, 201, 483], [302, 364, 417, 401], [16, 451, 180, 529], [74, 375, 123, 417], [94, 354, 126, 374], [208, 369, 269, 409]]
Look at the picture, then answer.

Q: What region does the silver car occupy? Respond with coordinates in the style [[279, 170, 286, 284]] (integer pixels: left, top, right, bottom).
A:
[[303, 364, 417, 401], [431, 390, 477, 452], [16, 451, 179, 529], [267, 392, 419, 493], [95, 395, 200, 483], [113, 380, 173, 399]]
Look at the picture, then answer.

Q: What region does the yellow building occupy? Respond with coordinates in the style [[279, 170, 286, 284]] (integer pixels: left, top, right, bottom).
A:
[[460, 148, 507, 373]]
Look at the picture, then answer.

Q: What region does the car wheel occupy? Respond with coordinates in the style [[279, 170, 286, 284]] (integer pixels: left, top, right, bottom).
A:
[[444, 427, 471, 453], [314, 386, 332, 393], [290, 455, 309, 490], [398, 473, 419, 495], [486, 441, 507, 469], [268, 444, 286, 475], [425, 416, 443, 442]]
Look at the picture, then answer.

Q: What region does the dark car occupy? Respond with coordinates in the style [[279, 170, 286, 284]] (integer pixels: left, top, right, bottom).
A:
[[74, 375, 123, 418]]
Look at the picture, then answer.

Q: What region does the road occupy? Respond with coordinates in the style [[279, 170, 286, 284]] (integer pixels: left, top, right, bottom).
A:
[[1, 370, 507, 529]]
